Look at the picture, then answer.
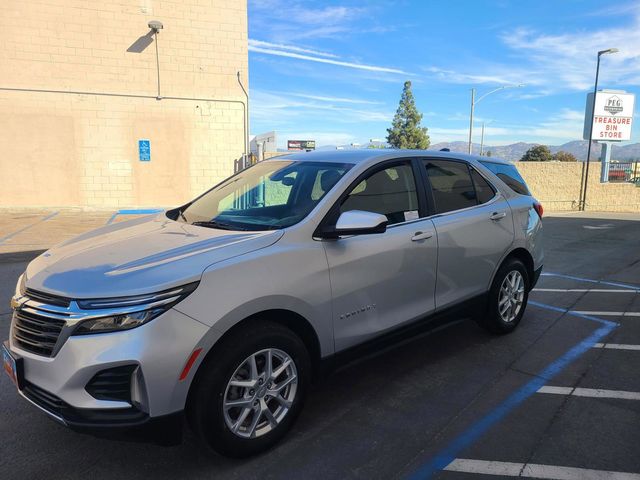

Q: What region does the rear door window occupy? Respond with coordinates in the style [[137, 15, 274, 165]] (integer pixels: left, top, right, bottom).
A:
[[423, 160, 477, 214], [479, 161, 530, 195]]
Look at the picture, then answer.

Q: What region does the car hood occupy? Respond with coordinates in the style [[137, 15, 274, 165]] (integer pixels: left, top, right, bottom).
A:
[[25, 214, 284, 299]]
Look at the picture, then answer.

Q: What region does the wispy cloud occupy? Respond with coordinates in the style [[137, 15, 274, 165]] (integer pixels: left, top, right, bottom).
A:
[[248, 39, 338, 58], [249, 41, 409, 74], [424, 5, 640, 92], [501, 23, 640, 90], [251, 90, 393, 131], [585, 2, 640, 17], [431, 108, 586, 144], [287, 92, 382, 105], [291, 5, 364, 26], [249, 1, 369, 41], [424, 67, 528, 86], [251, 90, 394, 127]]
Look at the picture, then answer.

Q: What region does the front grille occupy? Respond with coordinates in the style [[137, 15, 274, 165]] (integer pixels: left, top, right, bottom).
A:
[[86, 365, 136, 403], [12, 309, 66, 357], [25, 288, 70, 307]]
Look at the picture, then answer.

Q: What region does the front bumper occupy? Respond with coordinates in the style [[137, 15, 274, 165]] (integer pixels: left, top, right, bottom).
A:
[[7, 307, 209, 427]]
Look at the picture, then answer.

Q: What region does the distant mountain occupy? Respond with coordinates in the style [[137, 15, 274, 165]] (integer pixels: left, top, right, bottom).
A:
[[432, 140, 640, 162]]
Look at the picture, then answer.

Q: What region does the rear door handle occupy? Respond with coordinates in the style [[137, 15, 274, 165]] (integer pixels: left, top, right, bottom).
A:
[[490, 211, 506, 221], [411, 231, 433, 241]]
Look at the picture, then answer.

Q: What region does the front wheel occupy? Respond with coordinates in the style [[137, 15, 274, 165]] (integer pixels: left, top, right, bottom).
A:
[[477, 258, 529, 334], [187, 321, 310, 458]]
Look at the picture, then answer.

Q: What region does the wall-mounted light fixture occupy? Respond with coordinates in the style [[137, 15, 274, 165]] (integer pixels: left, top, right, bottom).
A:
[[148, 20, 163, 32]]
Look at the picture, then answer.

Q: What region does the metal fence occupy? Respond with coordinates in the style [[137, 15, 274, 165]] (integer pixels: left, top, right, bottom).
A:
[[608, 162, 640, 184]]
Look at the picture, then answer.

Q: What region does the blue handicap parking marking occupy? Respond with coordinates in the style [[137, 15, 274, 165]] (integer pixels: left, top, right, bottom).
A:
[[408, 285, 619, 479]]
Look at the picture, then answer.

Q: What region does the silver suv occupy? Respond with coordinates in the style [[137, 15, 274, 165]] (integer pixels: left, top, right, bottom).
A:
[[3, 150, 543, 457]]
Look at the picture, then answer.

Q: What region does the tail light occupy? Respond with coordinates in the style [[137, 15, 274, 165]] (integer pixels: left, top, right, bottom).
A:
[[533, 201, 543, 219]]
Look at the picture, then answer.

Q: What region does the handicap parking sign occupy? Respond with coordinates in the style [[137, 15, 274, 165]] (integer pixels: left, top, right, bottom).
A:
[[138, 140, 151, 161]]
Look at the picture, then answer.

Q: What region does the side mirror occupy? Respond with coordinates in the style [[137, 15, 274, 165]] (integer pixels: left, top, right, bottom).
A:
[[327, 210, 388, 237]]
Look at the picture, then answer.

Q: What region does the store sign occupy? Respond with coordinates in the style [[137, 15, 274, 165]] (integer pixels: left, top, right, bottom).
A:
[[584, 91, 635, 141], [287, 140, 316, 151]]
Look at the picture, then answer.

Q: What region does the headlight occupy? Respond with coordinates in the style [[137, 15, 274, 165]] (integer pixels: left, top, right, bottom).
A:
[[72, 282, 199, 335]]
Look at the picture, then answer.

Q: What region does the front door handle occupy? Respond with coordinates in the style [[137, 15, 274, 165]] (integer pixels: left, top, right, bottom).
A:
[[411, 231, 433, 241], [490, 211, 507, 221]]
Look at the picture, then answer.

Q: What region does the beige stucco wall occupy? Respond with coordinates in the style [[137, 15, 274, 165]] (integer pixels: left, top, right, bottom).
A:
[[0, 0, 248, 208]]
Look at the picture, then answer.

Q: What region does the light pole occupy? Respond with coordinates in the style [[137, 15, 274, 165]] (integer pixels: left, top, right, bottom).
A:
[[480, 120, 493, 156], [468, 84, 524, 154], [579, 48, 619, 211]]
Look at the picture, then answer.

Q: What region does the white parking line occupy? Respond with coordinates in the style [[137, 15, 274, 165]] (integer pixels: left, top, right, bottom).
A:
[[593, 343, 640, 351], [533, 288, 639, 293], [571, 311, 640, 317], [444, 458, 640, 479], [537, 386, 640, 401]]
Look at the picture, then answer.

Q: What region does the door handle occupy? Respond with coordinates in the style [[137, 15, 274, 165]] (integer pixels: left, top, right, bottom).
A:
[[490, 211, 506, 221], [411, 231, 433, 241]]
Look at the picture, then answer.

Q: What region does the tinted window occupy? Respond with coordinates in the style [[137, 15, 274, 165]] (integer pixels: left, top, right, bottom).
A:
[[341, 162, 419, 225], [424, 160, 477, 214], [471, 169, 496, 204], [180, 161, 351, 230], [480, 161, 530, 195]]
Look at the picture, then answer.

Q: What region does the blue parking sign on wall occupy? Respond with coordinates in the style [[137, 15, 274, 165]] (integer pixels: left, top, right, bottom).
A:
[[138, 140, 151, 161]]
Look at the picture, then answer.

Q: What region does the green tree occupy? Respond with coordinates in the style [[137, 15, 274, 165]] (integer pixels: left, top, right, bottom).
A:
[[485, 150, 492, 157], [521, 145, 552, 162], [552, 151, 578, 162], [386, 81, 430, 149]]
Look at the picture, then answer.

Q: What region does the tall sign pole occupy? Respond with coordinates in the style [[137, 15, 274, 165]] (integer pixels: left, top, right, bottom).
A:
[[580, 48, 619, 211], [580, 54, 602, 211]]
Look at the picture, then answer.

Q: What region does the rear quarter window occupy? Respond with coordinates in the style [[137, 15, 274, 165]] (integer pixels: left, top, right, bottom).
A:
[[479, 161, 530, 196]]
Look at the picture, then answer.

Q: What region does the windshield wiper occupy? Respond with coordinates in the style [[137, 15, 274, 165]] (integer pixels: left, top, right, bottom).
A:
[[191, 220, 246, 231]]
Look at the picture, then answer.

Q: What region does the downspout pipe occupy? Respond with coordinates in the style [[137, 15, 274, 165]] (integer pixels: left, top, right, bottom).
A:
[[237, 71, 250, 169]]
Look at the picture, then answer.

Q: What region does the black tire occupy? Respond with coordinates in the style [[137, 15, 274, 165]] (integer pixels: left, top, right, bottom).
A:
[[187, 320, 310, 458], [477, 257, 530, 334]]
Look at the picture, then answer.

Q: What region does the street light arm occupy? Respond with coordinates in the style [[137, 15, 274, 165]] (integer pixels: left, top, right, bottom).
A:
[[474, 84, 525, 105], [474, 86, 507, 105]]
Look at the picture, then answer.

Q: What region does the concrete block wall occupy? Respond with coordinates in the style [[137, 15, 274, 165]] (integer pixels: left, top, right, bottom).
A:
[[0, 0, 248, 208], [515, 162, 640, 213]]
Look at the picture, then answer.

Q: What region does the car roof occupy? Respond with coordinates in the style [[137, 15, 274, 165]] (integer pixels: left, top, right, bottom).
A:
[[265, 149, 513, 166]]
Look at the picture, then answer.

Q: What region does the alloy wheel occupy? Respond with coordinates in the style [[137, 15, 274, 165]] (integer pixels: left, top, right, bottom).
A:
[[498, 270, 525, 323], [223, 348, 298, 439]]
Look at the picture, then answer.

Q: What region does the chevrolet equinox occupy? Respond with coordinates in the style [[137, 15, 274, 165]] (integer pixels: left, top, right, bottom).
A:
[[3, 150, 543, 457]]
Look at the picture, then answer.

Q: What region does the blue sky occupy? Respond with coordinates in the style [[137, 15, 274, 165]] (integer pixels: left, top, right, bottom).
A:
[[247, 0, 640, 149]]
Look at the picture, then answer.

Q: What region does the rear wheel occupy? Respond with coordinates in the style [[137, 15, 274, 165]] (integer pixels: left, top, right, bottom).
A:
[[477, 258, 529, 334], [187, 321, 310, 457]]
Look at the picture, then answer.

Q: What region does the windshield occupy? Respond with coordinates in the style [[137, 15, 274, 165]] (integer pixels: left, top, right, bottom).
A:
[[177, 160, 352, 231]]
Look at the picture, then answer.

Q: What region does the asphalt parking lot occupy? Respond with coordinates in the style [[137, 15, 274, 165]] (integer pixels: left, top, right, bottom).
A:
[[1, 211, 639, 479]]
